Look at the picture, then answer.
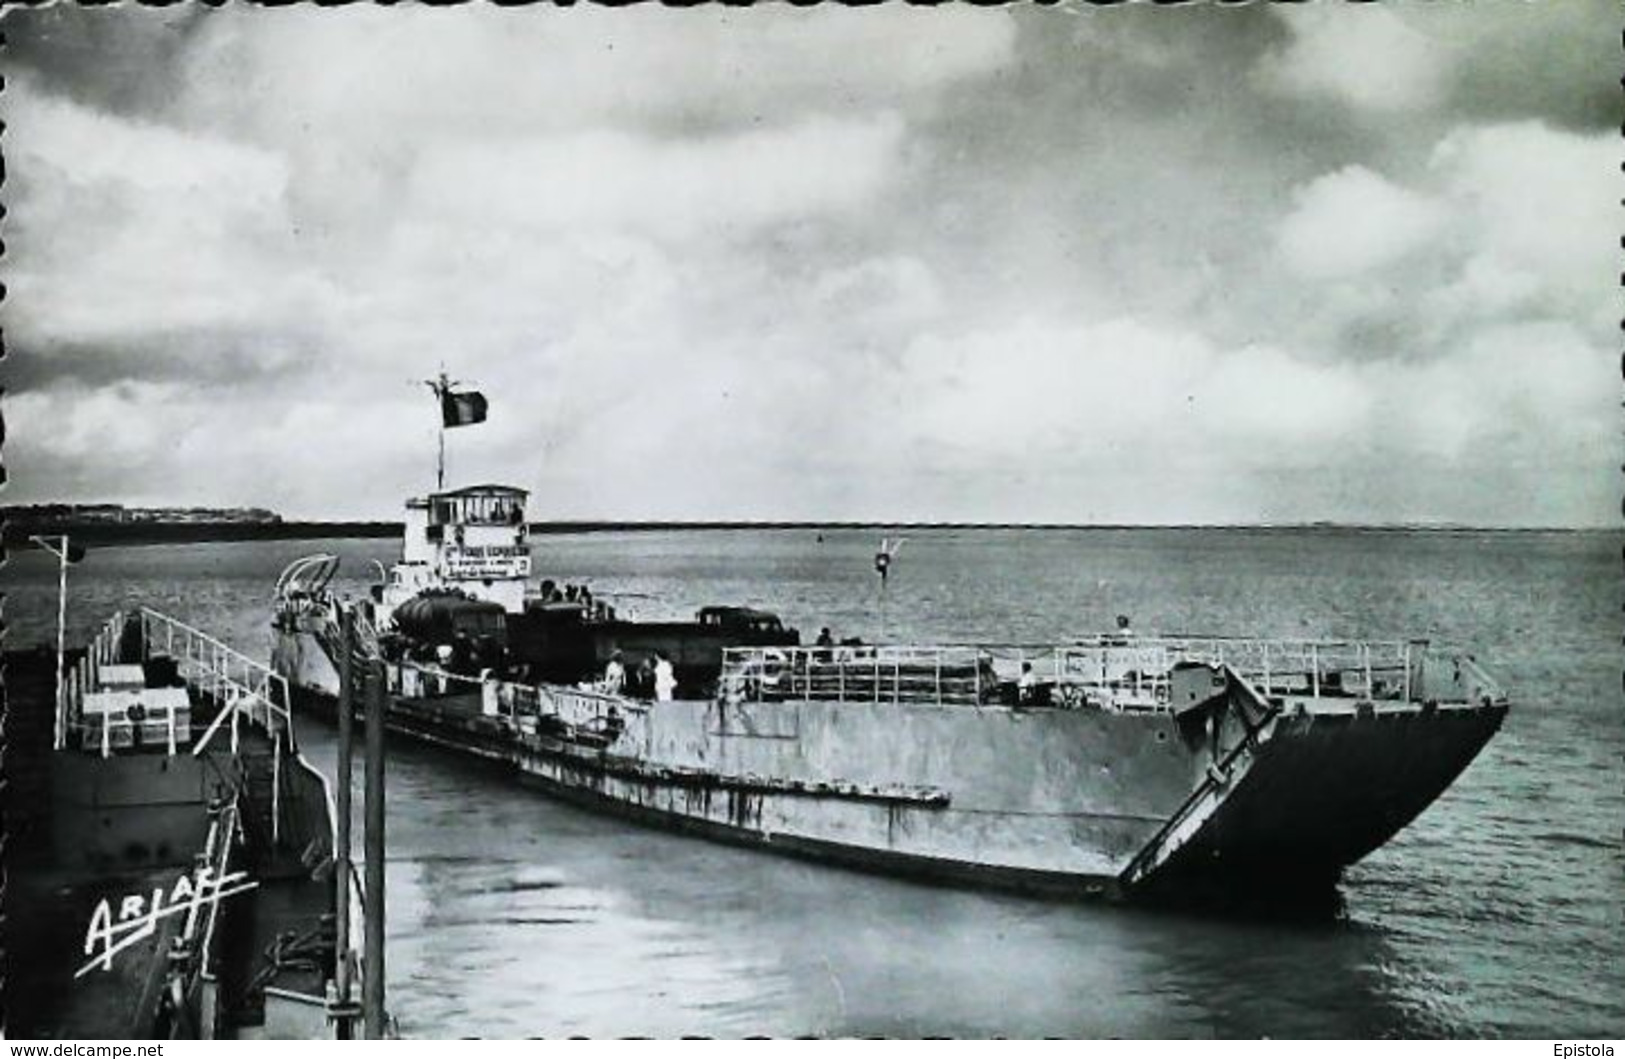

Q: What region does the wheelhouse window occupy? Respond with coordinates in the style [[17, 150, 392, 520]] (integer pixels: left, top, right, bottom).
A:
[[427, 488, 529, 527]]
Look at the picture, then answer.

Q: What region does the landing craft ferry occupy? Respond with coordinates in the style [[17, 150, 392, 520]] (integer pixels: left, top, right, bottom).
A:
[[272, 379, 1510, 902]]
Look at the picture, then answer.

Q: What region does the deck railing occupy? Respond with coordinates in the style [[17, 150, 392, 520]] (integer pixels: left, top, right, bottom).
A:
[[136, 607, 296, 753], [1061, 637, 1426, 702], [719, 636, 1444, 710], [382, 657, 636, 730], [376, 635, 1498, 721], [720, 645, 995, 708], [59, 610, 134, 750]]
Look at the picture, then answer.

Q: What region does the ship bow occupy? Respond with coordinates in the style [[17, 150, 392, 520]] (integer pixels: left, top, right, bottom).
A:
[[1125, 669, 1508, 902]]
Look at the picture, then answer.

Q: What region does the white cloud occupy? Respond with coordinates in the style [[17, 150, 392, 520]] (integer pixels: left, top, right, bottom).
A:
[[3, 83, 333, 347], [889, 318, 1374, 474], [177, 6, 1016, 143], [1261, 5, 1455, 114], [809, 256, 945, 338], [1429, 122, 1617, 333], [1277, 166, 1446, 281], [1275, 121, 1616, 365], [407, 115, 906, 243]]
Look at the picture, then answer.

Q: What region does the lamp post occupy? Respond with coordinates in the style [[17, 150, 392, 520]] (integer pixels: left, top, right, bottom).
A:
[[29, 534, 84, 750]]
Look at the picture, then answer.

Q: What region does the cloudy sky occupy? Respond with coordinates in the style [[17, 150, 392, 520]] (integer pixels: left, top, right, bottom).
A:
[[4, 3, 1617, 525]]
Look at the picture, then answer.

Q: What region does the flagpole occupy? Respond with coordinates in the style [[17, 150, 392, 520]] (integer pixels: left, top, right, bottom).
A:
[[428, 367, 483, 492], [434, 370, 447, 492]]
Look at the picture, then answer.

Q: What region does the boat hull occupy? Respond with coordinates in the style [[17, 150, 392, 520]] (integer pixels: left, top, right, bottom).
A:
[[272, 623, 1508, 903]]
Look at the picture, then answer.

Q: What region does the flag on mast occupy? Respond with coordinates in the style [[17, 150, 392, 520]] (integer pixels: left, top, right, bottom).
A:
[[440, 389, 488, 428]]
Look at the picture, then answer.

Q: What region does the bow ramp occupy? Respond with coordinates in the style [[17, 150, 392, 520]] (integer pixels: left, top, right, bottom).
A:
[[1119, 664, 1280, 893], [1119, 655, 1508, 898]]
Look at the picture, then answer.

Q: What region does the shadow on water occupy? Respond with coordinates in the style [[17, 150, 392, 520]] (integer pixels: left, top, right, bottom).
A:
[[1135, 880, 1348, 924]]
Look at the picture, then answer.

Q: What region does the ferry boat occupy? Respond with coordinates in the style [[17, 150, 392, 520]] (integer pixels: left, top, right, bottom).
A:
[[270, 482, 1511, 904], [6, 597, 382, 1038]]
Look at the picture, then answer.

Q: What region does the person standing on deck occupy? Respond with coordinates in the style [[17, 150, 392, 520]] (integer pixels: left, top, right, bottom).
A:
[[1017, 662, 1037, 705], [654, 652, 677, 702], [603, 650, 626, 695]]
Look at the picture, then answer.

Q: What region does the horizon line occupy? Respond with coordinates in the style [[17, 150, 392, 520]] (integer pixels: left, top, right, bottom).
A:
[[3, 513, 1615, 533]]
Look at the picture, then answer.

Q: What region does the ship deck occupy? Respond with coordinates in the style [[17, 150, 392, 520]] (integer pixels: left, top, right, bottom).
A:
[[4, 614, 345, 1040]]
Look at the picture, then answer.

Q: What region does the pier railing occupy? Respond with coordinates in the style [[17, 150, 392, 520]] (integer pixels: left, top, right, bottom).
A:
[[719, 637, 1440, 710]]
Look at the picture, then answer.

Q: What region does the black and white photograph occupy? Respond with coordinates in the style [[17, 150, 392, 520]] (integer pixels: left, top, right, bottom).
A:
[[2, 1, 1620, 1041]]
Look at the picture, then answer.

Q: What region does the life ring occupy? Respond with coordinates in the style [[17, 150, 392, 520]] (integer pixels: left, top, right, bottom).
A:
[[126, 703, 148, 723]]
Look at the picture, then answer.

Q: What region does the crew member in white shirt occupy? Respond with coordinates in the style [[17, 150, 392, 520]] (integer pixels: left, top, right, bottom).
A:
[[603, 650, 626, 695]]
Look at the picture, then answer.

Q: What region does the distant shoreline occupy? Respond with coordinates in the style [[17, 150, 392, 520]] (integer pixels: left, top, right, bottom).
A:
[[0, 519, 1611, 549], [2, 521, 403, 547]]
